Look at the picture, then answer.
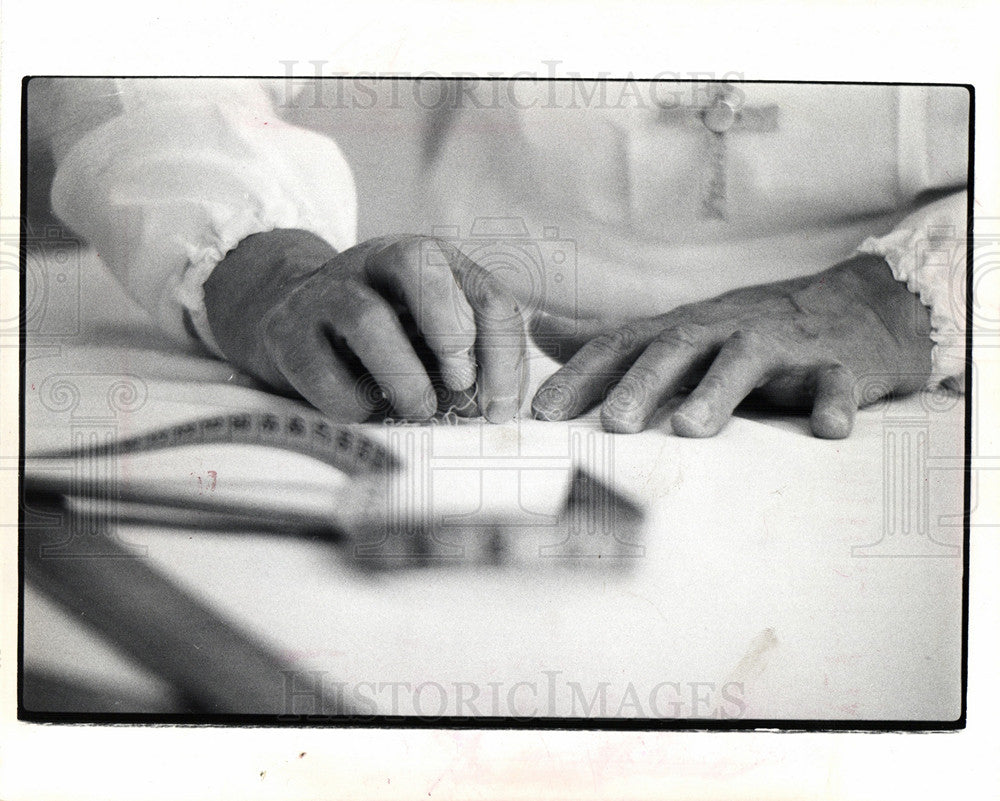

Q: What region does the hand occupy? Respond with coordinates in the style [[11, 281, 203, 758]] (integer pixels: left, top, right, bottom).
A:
[[530, 253, 934, 438], [204, 229, 526, 423]]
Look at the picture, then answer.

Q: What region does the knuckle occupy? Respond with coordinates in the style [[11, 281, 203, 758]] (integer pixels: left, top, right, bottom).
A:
[[589, 326, 642, 356], [665, 302, 700, 320], [623, 365, 657, 393], [363, 234, 397, 252], [697, 373, 729, 395], [356, 235, 395, 260], [367, 235, 427, 275], [819, 362, 858, 394], [262, 306, 293, 342], [354, 305, 393, 338], [269, 335, 314, 375], [728, 328, 768, 355], [436, 323, 477, 352], [654, 322, 707, 349], [427, 236, 463, 262], [298, 274, 362, 310], [390, 235, 427, 268], [342, 292, 392, 335], [420, 261, 461, 297], [558, 358, 615, 385], [470, 278, 518, 320], [332, 280, 369, 311], [824, 361, 852, 379]]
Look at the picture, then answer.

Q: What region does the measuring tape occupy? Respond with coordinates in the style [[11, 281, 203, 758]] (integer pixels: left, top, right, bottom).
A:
[[26, 411, 648, 569], [28, 410, 399, 477]]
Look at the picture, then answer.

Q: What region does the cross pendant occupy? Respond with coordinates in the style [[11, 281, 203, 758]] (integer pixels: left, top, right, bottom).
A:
[[656, 84, 779, 220]]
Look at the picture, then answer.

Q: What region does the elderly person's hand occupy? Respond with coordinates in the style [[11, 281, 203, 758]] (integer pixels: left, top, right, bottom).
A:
[[204, 229, 527, 423], [531, 253, 934, 439]]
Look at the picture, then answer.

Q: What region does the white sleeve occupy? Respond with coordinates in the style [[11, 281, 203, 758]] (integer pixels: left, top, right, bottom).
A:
[[50, 78, 358, 355], [857, 190, 967, 390]]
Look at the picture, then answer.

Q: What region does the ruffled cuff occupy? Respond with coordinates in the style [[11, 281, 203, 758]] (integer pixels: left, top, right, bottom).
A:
[[51, 80, 358, 355], [170, 116, 359, 357], [857, 190, 967, 390], [177, 201, 347, 358]]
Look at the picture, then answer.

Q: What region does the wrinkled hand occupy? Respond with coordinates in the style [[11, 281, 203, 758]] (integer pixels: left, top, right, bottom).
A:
[[531, 254, 933, 438], [204, 229, 526, 422]]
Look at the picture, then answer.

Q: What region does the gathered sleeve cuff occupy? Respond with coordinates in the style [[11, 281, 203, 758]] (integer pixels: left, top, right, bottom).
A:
[[857, 190, 968, 390], [50, 79, 358, 356]]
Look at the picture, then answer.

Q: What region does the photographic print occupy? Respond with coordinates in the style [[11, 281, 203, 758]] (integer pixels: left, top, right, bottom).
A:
[[18, 76, 970, 726]]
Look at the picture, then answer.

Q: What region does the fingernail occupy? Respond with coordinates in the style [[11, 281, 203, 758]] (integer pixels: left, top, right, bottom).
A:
[[600, 410, 644, 434], [451, 387, 480, 417], [532, 407, 565, 422], [679, 400, 710, 425], [531, 385, 569, 420], [532, 402, 566, 421], [603, 387, 642, 419], [671, 401, 713, 437], [440, 344, 474, 358], [485, 397, 518, 423], [813, 409, 851, 439]]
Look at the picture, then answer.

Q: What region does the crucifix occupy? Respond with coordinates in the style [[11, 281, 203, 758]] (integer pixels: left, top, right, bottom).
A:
[[657, 83, 779, 220]]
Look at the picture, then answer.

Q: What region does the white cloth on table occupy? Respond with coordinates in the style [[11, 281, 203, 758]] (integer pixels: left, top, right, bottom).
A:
[[21, 247, 965, 719]]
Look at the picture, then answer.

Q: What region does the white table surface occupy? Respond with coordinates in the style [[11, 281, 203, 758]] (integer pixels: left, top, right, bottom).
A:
[[20, 245, 966, 721]]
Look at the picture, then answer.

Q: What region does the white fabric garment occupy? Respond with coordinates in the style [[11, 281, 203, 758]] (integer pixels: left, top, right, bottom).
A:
[[44, 79, 358, 354], [421, 82, 969, 387], [39, 79, 969, 384]]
